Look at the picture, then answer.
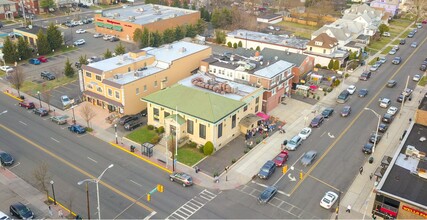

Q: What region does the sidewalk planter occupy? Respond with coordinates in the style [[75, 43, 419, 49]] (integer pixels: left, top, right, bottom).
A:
[[369, 157, 374, 164]]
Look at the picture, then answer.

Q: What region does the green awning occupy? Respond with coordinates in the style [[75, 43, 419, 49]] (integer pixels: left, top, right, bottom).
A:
[[104, 24, 113, 29], [96, 22, 104, 27], [113, 25, 123, 31]]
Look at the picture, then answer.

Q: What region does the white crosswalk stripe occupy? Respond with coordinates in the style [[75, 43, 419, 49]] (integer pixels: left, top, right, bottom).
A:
[[166, 189, 219, 220]]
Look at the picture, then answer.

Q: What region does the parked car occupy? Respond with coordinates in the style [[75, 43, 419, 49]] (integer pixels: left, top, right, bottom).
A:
[[258, 160, 276, 179], [347, 85, 356, 95], [110, 37, 120, 42], [393, 45, 399, 51], [382, 32, 391, 37], [420, 64, 427, 71], [10, 202, 34, 219], [50, 115, 69, 125], [286, 135, 303, 151], [29, 58, 41, 65], [358, 89, 368, 97], [417, 23, 423, 28], [68, 124, 86, 134], [169, 172, 193, 187], [378, 123, 389, 133], [38, 56, 48, 63], [399, 39, 406, 45], [310, 115, 324, 128], [18, 101, 35, 109], [362, 143, 374, 154], [386, 80, 397, 88], [407, 32, 415, 38], [61, 95, 72, 107], [388, 49, 397, 55], [0, 151, 14, 166], [76, 29, 86, 34], [382, 113, 395, 123], [320, 191, 339, 209], [124, 120, 144, 131], [387, 106, 399, 115], [0, 65, 13, 72], [359, 71, 371, 81], [40, 71, 56, 80], [103, 35, 112, 40], [370, 63, 380, 72], [0, 211, 11, 220], [413, 74, 421, 82], [32, 108, 48, 116], [93, 33, 104, 38], [273, 150, 289, 167], [378, 57, 387, 64], [73, 39, 86, 46], [301, 150, 317, 166], [258, 186, 277, 204], [369, 133, 382, 144], [321, 107, 334, 118], [298, 127, 312, 140], [379, 98, 391, 108], [392, 57, 402, 65], [119, 114, 140, 125], [411, 42, 418, 48], [397, 88, 413, 102], [341, 105, 351, 117]]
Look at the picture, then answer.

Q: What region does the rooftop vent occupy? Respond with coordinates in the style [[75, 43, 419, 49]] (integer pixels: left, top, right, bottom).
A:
[[134, 72, 143, 77], [137, 7, 144, 12], [113, 74, 123, 79], [179, 47, 187, 53], [167, 44, 173, 49], [113, 13, 120, 18], [128, 16, 135, 21], [274, 56, 278, 61]]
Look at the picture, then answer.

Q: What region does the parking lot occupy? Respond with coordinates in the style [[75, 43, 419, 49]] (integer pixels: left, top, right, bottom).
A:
[[43, 79, 82, 110]]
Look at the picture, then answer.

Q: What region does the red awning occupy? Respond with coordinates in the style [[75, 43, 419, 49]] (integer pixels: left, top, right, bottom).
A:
[[256, 112, 270, 120]]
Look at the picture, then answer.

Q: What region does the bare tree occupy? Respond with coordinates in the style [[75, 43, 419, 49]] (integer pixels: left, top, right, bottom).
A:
[[33, 162, 50, 202], [41, 83, 52, 112], [7, 66, 25, 98], [79, 103, 96, 128], [412, 0, 427, 21]]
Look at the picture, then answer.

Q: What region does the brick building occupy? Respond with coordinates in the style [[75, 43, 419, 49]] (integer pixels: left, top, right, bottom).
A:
[[0, 0, 18, 19]]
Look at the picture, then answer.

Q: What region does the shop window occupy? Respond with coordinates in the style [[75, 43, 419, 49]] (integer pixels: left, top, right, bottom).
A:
[[96, 75, 101, 81], [232, 115, 236, 128], [218, 123, 223, 138], [244, 105, 248, 112], [108, 88, 112, 96], [256, 97, 259, 104], [86, 72, 92, 77], [128, 67, 131, 72], [187, 120, 194, 134], [115, 91, 120, 99], [255, 105, 259, 113], [164, 112, 170, 118], [199, 124, 206, 139]]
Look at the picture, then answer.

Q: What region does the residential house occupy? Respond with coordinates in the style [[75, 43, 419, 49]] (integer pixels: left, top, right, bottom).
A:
[[370, 0, 400, 17], [342, 3, 384, 35], [0, 0, 18, 19], [80, 41, 212, 115], [13, 0, 40, 15], [305, 33, 348, 67], [142, 77, 264, 150]]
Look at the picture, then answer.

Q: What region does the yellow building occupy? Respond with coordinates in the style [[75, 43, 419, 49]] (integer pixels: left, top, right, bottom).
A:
[[80, 41, 212, 115], [142, 74, 264, 150]]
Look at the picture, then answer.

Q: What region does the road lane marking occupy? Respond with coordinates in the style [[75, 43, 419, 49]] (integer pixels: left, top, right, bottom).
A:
[[9, 162, 21, 169], [50, 137, 60, 143], [166, 189, 218, 220], [19, 121, 27, 126], [307, 174, 341, 192], [130, 179, 142, 187], [143, 211, 157, 220], [288, 30, 427, 196], [273, 153, 305, 186], [0, 124, 154, 213], [87, 157, 97, 163], [252, 181, 290, 196]]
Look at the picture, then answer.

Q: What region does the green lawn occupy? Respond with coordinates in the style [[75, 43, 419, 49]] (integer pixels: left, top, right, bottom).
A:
[[293, 31, 311, 39], [389, 19, 414, 28], [368, 58, 378, 65], [177, 145, 206, 166], [381, 46, 393, 55], [368, 37, 392, 51], [126, 126, 158, 144], [277, 21, 319, 31], [20, 76, 77, 95], [392, 39, 401, 45], [419, 76, 427, 87]]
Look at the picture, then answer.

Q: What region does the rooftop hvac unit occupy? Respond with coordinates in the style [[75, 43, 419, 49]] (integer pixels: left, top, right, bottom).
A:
[[113, 74, 120, 79], [113, 13, 120, 18], [137, 7, 144, 12], [179, 47, 187, 53], [128, 16, 135, 21]]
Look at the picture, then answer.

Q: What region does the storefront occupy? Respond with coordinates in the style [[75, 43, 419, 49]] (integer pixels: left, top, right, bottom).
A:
[[83, 91, 124, 114]]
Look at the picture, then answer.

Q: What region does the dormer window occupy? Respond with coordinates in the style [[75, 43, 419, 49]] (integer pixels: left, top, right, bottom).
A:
[[315, 41, 323, 46]]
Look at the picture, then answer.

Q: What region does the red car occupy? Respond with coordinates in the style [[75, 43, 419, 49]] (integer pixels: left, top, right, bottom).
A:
[[18, 101, 35, 109], [273, 150, 289, 167], [422, 20, 427, 24], [38, 56, 48, 63]]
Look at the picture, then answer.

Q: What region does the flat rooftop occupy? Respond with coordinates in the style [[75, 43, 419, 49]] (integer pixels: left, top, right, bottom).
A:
[[418, 93, 427, 111], [100, 4, 198, 25], [377, 123, 427, 208], [227, 29, 309, 50]]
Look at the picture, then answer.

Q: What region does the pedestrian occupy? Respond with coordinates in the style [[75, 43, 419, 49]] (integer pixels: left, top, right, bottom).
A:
[[48, 206, 53, 217], [194, 166, 199, 173], [346, 205, 351, 213], [359, 166, 364, 175], [214, 175, 219, 183], [58, 210, 64, 219], [370, 173, 373, 180]]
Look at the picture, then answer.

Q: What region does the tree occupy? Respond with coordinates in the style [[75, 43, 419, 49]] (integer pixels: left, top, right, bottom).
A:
[[214, 30, 226, 44], [328, 59, 334, 70], [64, 58, 75, 78], [79, 103, 96, 128], [104, 49, 113, 59], [183, 0, 189, 9], [33, 162, 50, 202], [46, 22, 63, 50], [151, 31, 163, 47], [115, 42, 126, 55], [378, 24, 389, 36], [36, 29, 51, 55], [412, 0, 427, 22], [162, 28, 175, 44], [227, 42, 232, 47], [2, 37, 17, 64], [256, 46, 261, 51], [40, 0, 55, 12], [79, 55, 89, 65], [133, 28, 143, 44], [171, 0, 181, 7], [233, 42, 237, 48], [140, 28, 150, 48], [17, 37, 31, 60], [203, 141, 214, 155], [174, 26, 185, 41], [333, 60, 340, 70], [238, 41, 243, 47], [7, 67, 25, 97], [210, 8, 221, 28], [191, 3, 196, 10], [185, 24, 197, 38], [195, 19, 207, 35]]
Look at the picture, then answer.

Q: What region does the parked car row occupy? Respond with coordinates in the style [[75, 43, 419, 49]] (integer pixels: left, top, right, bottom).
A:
[[118, 110, 146, 131]]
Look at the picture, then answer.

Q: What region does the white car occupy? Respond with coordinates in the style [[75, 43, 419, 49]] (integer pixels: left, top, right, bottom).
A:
[[379, 98, 391, 108], [76, 29, 86, 34], [73, 39, 86, 46], [320, 191, 339, 209], [387, 106, 398, 115], [0, 211, 11, 220], [0, 66, 13, 72], [93, 33, 104, 38], [388, 49, 396, 55], [347, 85, 357, 95], [298, 127, 312, 140], [61, 95, 73, 107], [382, 32, 391, 37], [103, 35, 112, 41], [413, 74, 421, 82]]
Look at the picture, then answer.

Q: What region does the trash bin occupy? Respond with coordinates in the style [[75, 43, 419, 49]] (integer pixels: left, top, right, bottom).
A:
[[369, 157, 374, 164], [130, 145, 136, 152], [20, 95, 25, 100]]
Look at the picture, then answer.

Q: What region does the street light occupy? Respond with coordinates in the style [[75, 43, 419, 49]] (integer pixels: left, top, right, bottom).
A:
[[37, 91, 42, 108], [50, 180, 57, 205], [364, 108, 381, 153], [114, 124, 118, 144], [78, 164, 114, 220]]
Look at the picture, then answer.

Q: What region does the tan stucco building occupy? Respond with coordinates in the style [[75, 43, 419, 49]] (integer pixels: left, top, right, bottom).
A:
[[80, 41, 212, 115]]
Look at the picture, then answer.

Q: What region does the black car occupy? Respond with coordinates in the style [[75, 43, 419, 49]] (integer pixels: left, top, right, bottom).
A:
[[40, 71, 56, 80], [169, 172, 193, 187], [378, 123, 389, 133], [359, 71, 371, 81], [32, 108, 48, 117], [397, 88, 413, 103], [258, 186, 277, 204], [0, 151, 14, 166], [386, 80, 397, 88], [399, 39, 406, 45], [321, 107, 334, 118], [258, 160, 276, 179], [119, 114, 140, 125], [358, 89, 368, 97], [362, 143, 374, 154], [310, 115, 324, 128], [382, 113, 395, 123], [110, 37, 120, 42], [124, 120, 144, 131], [421, 64, 427, 71], [369, 133, 382, 144], [341, 106, 351, 117], [10, 202, 34, 219]]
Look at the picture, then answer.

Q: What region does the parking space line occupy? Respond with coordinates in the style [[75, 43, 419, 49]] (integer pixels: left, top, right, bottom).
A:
[[19, 121, 27, 126], [9, 162, 21, 169], [50, 137, 60, 143], [130, 179, 142, 187], [87, 157, 97, 163]]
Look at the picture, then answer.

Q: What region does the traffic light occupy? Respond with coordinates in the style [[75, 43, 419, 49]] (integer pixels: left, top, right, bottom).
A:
[[147, 193, 151, 202], [157, 184, 164, 193]]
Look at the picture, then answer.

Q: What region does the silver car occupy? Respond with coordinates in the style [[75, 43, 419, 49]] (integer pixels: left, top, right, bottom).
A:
[[285, 135, 303, 151], [301, 151, 317, 166]]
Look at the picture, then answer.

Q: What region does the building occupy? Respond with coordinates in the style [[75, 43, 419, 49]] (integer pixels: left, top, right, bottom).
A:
[[370, 0, 400, 17], [14, 0, 40, 15], [372, 93, 427, 219], [80, 41, 211, 115], [13, 25, 47, 46], [199, 49, 295, 113], [256, 13, 283, 24], [142, 75, 264, 150], [226, 29, 309, 54], [305, 33, 348, 67], [94, 4, 200, 41], [0, 0, 18, 19]]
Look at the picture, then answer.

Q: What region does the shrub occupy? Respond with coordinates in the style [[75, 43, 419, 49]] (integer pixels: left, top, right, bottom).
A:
[[86, 127, 93, 132], [244, 149, 249, 154], [322, 66, 328, 69], [203, 141, 214, 155], [227, 42, 232, 47], [256, 139, 261, 144], [324, 92, 327, 96], [315, 64, 322, 68], [199, 146, 204, 153], [150, 135, 160, 144], [327, 87, 333, 92], [317, 96, 320, 100], [231, 158, 237, 163], [345, 73, 350, 78], [233, 43, 237, 49], [157, 126, 165, 133], [147, 125, 154, 130], [188, 141, 197, 148]]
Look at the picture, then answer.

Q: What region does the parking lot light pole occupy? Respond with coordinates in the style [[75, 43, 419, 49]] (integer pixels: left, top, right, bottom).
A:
[[114, 124, 118, 144], [37, 91, 42, 108], [364, 108, 381, 153], [50, 180, 57, 205]]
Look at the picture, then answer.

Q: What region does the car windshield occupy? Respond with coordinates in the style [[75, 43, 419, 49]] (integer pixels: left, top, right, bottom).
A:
[[261, 167, 270, 173], [322, 197, 331, 203], [275, 156, 283, 161], [301, 130, 309, 134], [18, 207, 30, 216], [62, 97, 70, 102], [288, 140, 296, 145], [0, 153, 11, 161]]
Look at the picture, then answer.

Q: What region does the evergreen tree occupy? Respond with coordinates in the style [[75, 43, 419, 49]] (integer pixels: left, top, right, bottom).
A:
[[171, 0, 180, 7], [104, 49, 113, 59], [174, 26, 185, 41], [227, 42, 232, 47], [328, 59, 334, 70], [214, 30, 226, 44], [185, 24, 197, 38], [233, 43, 237, 49], [195, 19, 206, 35], [238, 41, 243, 47], [256, 46, 261, 51], [152, 31, 163, 47], [162, 28, 175, 44], [333, 60, 340, 70], [221, 8, 232, 27], [183, 0, 189, 9], [115, 42, 126, 55], [40, 0, 55, 12], [140, 28, 150, 48], [79, 55, 89, 65], [2, 37, 17, 64], [133, 28, 143, 44], [191, 3, 196, 10], [210, 8, 220, 28], [46, 23, 63, 50], [17, 37, 31, 60], [64, 58, 75, 78], [36, 30, 51, 55]]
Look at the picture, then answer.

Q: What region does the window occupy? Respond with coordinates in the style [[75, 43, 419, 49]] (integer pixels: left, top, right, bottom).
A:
[[144, 85, 147, 91], [153, 108, 159, 121], [128, 67, 131, 72], [87, 84, 93, 89], [244, 105, 248, 111], [86, 72, 92, 77], [232, 115, 236, 128], [199, 124, 206, 139], [255, 105, 259, 113], [108, 88, 112, 96], [309, 47, 312, 51], [164, 112, 170, 118], [154, 81, 157, 87], [218, 123, 223, 138], [96, 75, 101, 81], [256, 97, 259, 104], [164, 77, 168, 82], [97, 87, 102, 92], [136, 88, 140, 95], [187, 120, 194, 134], [323, 49, 326, 54], [115, 91, 120, 99]]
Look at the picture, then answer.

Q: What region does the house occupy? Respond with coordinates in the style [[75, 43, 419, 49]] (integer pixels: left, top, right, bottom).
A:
[[12, 0, 40, 14], [0, 0, 18, 19], [226, 29, 309, 54], [256, 13, 283, 24], [80, 41, 211, 115], [94, 4, 200, 41], [142, 77, 264, 150], [342, 3, 384, 34], [370, 0, 400, 17], [372, 93, 427, 219], [305, 33, 348, 67]]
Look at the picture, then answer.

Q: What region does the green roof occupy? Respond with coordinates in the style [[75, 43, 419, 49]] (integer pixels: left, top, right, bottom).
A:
[[142, 85, 245, 123], [165, 114, 186, 125]]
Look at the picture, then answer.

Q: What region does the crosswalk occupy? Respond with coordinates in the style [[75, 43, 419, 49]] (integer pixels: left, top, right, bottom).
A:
[[166, 189, 218, 220]]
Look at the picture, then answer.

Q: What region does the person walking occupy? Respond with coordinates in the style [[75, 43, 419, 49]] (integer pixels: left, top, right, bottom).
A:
[[48, 206, 53, 217], [359, 166, 364, 175], [346, 205, 351, 213], [58, 210, 64, 219]]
